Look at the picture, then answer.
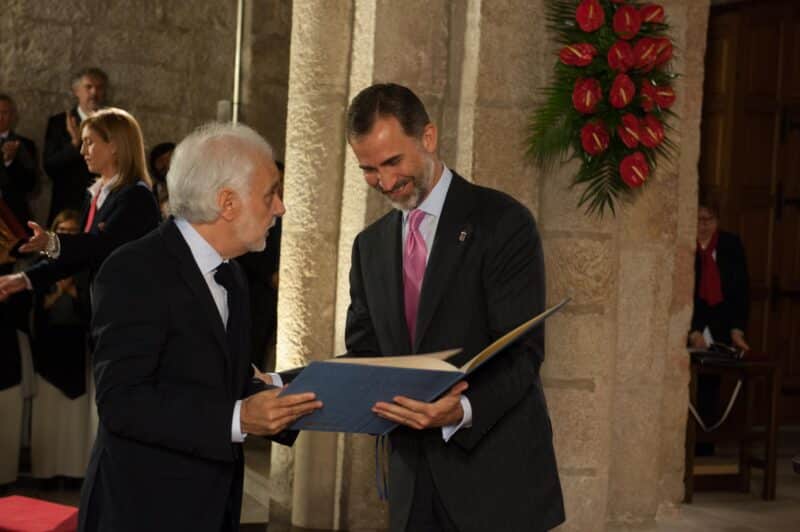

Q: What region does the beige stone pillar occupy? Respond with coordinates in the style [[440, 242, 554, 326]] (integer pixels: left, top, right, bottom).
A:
[[270, 1, 354, 529], [240, 0, 293, 159]]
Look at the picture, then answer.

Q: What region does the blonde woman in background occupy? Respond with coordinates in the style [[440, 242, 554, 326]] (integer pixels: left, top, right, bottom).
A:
[[0, 107, 160, 302]]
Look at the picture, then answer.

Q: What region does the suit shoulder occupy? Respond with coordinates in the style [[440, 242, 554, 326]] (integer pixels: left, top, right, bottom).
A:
[[12, 132, 36, 146], [46, 111, 67, 126], [355, 209, 398, 243], [471, 181, 531, 214], [718, 230, 743, 246], [99, 228, 165, 276]]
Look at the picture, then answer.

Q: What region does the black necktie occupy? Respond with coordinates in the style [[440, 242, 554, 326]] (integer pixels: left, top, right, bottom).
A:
[[214, 261, 242, 357]]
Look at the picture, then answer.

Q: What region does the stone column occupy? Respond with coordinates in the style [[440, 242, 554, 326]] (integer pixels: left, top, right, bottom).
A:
[[240, 0, 293, 159], [269, 1, 354, 529]]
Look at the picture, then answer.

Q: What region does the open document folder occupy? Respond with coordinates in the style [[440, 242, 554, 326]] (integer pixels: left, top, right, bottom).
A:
[[282, 298, 570, 435]]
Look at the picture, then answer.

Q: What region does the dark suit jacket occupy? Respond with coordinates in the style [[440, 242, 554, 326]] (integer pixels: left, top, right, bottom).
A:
[[44, 108, 95, 223], [78, 219, 296, 532], [692, 230, 749, 345], [26, 182, 160, 291], [0, 132, 38, 227], [346, 173, 565, 532]]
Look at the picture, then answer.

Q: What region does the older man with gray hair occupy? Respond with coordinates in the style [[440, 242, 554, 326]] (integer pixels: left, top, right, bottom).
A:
[[78, 122, 321, 532]]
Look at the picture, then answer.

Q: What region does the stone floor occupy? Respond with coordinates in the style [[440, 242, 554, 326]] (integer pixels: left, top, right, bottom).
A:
[[6, 432, 800, 531], [651, 456, 800, 532]]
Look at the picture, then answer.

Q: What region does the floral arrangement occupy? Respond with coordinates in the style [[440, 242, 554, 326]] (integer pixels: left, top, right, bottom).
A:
[[527, 0, 677, 216]]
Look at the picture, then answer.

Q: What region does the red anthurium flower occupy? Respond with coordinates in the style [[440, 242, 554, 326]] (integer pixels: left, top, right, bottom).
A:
[[640, 114, 665, 148], [559, 43, 598, 67], [640, 81, 657, 111], [634, 37, 659, 72], [576, 0, 605, 33], [613, 4, 642, 40], [640, 4, 665, 24], [610, 73, 635, 109], [608, 41, 635, 72], [572, 78, 603, 114], [620, 152, 650, 187], [580, 121, 610, 156], [617, 113, 641, 148], [654, 37, 673, 65], [654, 85, 676, 109]]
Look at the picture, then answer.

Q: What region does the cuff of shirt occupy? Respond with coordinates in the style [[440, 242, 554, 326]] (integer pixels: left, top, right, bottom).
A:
[[442, 395, 473, 443], [269, 373, 283, 387], [231, 400, 247, 442], [20, 272, 33, 291]]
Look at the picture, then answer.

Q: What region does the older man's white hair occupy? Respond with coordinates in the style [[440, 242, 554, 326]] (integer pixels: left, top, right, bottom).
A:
[[167, 122, 274, 223]]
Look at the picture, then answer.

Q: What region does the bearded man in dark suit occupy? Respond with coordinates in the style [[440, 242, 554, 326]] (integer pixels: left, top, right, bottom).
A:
[[78, 123, 322, 532], [344, 84, 565, 532]]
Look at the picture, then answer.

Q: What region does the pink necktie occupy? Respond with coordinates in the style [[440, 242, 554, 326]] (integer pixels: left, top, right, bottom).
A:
[[403, 209, 428, 345]]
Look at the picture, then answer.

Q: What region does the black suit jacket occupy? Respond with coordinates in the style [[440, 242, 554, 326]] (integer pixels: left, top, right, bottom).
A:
[[44, 108, 95, 223], [692, 230, 749, 345], [26, 182, 160, 291], [0, 132, 38, 226], [346, 173, 565, 532], [78, 219, 296, 532]]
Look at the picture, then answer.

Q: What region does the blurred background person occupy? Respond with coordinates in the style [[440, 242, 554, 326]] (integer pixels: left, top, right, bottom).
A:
[[0, 93, 38, 235], [689, 188, 750, 456], [0, 292, 31, 493], [29, 209, 91, 488], [148, 141, 174, 219], [44, 67, 108, 225], [689, 188, 750, 351], [0, 107, 160, 310]]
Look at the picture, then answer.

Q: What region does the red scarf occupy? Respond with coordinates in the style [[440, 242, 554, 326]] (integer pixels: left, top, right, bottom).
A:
[[698, 230, 723, 306]]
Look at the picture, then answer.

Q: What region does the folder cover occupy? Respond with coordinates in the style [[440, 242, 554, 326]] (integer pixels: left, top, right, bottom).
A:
[[283, 298, 569, 434]]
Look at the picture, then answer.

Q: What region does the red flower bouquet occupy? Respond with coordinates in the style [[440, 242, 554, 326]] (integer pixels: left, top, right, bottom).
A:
[[528, 0, 677, 215]]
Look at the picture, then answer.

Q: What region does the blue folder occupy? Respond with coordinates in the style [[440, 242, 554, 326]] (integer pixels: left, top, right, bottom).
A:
[[282, 298, 569, 435]]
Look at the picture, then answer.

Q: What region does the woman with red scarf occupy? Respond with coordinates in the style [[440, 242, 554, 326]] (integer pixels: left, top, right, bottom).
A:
[[688, 193, 750, 351], [688, 191, 750, 456]]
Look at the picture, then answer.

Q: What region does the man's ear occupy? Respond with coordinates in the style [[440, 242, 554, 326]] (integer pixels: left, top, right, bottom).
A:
[[218, 188, 240, 221], [421, 123, 438, 155]]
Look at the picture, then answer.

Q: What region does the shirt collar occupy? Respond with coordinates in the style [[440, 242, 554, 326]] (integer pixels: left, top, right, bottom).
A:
[[403, 165, 453, 222], [174, 217, 225, 275], [88, 174, 119, 197], [76, 106, 90, 122]]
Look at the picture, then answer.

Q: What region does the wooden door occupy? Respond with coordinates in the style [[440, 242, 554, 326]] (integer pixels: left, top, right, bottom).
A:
[[701, 0, 800, 424]]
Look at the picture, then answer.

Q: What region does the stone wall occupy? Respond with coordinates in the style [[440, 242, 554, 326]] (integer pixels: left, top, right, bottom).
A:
[[0, 0, 291, 219]]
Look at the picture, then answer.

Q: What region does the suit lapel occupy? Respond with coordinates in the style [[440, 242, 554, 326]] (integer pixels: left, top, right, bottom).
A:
[[159, 220, 231, 373], [378, 211, 411, 354], [414, 174, 475, 352]]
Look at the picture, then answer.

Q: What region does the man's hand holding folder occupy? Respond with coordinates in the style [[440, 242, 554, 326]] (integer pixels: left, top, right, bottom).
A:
[[373, 381, 468, 430]]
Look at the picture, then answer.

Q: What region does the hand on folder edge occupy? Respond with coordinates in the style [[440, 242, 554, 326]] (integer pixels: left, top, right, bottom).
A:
[[372, 380, 468, 430], [240, 388, 322, 436]]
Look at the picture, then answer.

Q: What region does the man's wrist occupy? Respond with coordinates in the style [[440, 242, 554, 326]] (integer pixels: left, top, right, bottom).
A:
[[41, 231, 61, 259]]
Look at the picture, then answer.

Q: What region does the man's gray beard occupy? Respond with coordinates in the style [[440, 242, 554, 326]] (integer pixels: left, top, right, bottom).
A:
[[388, 157, 436, 211]]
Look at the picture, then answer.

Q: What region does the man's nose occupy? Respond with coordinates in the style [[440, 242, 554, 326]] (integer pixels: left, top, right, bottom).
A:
[[374, 171, 398, 192]]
